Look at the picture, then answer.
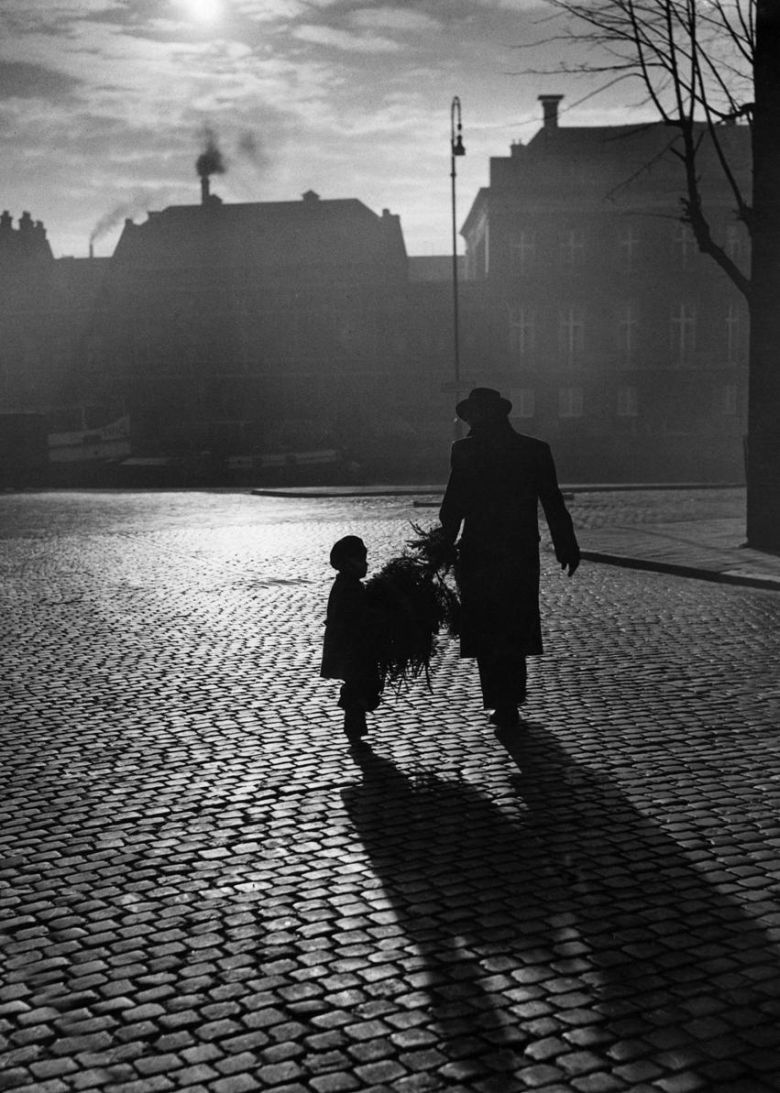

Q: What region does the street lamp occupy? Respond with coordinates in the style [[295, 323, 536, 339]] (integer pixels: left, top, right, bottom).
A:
[[450, 96, 466, 406]]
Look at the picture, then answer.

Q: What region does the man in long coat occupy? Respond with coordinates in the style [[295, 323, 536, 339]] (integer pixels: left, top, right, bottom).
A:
[[438, 387, 580, 727]]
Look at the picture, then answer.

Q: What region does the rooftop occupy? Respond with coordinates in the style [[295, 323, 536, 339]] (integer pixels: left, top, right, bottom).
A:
[[111, 194, 408, 274]]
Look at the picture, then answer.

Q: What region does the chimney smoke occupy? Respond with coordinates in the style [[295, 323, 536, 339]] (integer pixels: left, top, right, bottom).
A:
[[90, 191, 163, 248], [196, 127, 226, 204]]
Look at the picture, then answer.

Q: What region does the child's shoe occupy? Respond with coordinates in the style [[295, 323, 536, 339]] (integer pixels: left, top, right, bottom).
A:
[[344, 709, 368, 743]]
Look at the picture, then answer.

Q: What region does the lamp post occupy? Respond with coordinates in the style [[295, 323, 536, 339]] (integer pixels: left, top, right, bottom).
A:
[[450, 96, 466, 408]]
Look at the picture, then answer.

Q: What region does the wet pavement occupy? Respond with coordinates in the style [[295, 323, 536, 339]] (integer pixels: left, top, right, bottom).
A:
[[571, 487, 780, 591], [2, 488, 780, 1093], [253, 485, 780, 591]]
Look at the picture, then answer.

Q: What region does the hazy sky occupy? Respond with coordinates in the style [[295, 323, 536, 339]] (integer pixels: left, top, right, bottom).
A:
[[0, 0, 656, 259]]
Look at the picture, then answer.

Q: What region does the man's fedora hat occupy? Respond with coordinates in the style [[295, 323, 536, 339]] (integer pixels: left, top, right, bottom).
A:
[[456, 387, 512, 421]]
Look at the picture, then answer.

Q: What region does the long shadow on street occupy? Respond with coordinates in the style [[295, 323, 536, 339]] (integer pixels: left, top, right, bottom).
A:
[[342, 725, 780, 1092]]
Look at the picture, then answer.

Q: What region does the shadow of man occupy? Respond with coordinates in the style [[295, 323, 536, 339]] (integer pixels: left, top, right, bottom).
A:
[[342, 730, 780, 1091]]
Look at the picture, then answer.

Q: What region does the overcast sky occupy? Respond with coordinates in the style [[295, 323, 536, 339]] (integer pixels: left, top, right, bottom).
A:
[[0, 0, 657, 259]]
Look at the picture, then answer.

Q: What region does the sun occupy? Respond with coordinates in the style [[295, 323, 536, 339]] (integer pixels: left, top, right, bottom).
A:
[[178, 0, 222, 22]]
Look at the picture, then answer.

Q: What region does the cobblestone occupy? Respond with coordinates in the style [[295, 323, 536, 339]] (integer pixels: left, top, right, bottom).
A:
[[1, 488, 780, 1091]]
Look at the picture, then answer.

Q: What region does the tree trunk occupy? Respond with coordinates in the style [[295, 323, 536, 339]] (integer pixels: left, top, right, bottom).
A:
[[747, 0, 780, 551]]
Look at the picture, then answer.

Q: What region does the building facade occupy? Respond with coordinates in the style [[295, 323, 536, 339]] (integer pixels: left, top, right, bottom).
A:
[[0, 109, 753, 485], [460, 96, 751, 482], [0, 210, 110, 436], [86, 190, 423, 477]]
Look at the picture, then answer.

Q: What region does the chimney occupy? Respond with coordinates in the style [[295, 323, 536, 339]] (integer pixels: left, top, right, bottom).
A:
[[539, 94, 564, 129], [201, 174, 210, 205]]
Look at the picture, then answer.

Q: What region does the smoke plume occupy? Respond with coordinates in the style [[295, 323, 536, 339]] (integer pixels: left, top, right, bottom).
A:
[[90, 191, 165, 246], [237, 131, 261, 161], [196, 127, 226, 178]]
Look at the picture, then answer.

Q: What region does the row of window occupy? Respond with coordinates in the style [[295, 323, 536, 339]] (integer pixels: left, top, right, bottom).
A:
[[507, 385, 739, 419], [506, 223, 748, 274], [506, 302, 746, 366]]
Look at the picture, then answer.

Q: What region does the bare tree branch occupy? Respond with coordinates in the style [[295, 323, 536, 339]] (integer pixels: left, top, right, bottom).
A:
[[537, 0, 753, 298]]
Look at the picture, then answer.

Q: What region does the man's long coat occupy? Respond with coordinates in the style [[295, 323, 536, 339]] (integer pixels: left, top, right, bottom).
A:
[[439, 423, 579, 659]]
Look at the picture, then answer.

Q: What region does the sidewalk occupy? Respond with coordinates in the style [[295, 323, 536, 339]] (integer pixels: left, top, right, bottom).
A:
[[570, 484, 780, 592], [252, 483, 780, 592], [578, 516, 780, 591]]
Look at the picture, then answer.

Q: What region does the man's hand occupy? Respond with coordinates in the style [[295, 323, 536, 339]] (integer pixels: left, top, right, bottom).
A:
[[556, 547, 580, 577]]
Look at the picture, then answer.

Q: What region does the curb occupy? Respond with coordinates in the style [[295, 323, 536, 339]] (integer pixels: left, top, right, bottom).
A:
[[250, 482, 743, 500], [580, 549, 780, 592], [251, 486, 443, 499]]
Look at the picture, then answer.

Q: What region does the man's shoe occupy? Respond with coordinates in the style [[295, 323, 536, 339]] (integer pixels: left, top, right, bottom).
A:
[[489, 705, 521, 728], [344, 710, 368, 743]]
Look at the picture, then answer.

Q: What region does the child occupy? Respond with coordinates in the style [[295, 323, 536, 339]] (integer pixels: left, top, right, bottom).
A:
[[321, 535, 382, 744]]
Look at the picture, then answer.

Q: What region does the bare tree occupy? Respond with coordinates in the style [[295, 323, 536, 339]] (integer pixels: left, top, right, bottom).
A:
[[746, 2, 780, 551], [539, 0, 780, 550], [542, 1, 753, 288]]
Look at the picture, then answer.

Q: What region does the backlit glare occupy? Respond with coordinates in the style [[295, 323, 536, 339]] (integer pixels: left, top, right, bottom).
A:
[[179, 0, 222, 22]]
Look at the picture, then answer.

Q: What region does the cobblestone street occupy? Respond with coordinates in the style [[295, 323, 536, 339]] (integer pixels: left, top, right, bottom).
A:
[[2, 489, 780, 1093]]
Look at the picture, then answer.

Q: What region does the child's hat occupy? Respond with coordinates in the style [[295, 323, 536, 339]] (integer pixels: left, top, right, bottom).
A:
[[330, 535, 366, 570]]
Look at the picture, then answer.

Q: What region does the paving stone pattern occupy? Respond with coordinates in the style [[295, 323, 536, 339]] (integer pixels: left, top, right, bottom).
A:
[[2, 489, 780, 1093], [568, 487, 746, 529]]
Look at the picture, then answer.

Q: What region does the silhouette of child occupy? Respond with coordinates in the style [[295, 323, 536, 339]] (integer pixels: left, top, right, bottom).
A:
[[320, 535, 382, 743]]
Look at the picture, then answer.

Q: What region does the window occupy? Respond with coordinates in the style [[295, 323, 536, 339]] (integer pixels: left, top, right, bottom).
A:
[[558, 306, 585, 365], [560, 229, 585, 270], [674, 223, 696, 269], [618, 225, 640, 272], [510, 231, 536, 275], [725, 223, 747, 264], [508, 305, 536, 358], [670, 303, 696, 366], [726, 300, 745, 365], [511, 388, 535, 418], [617, 302, 638, 368], [559, 387, 584, 417], [617, 386, 638, 417]]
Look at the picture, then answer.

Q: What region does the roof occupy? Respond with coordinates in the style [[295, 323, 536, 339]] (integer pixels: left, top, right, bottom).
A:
[[523, 119, 750, 170], [0, 211, 54, 269], [111, 196, 408, 275], [462, 118, 751, 234]]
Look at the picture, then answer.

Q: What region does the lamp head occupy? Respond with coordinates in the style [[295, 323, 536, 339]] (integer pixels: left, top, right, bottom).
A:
[[452, 134, 466, 156]]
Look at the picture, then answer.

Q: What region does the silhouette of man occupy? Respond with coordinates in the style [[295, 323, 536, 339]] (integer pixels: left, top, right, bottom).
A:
[[438, 387, 580, 727]]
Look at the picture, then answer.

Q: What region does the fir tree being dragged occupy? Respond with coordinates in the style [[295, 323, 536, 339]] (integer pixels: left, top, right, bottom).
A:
[[363, 523, 460, 691]]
